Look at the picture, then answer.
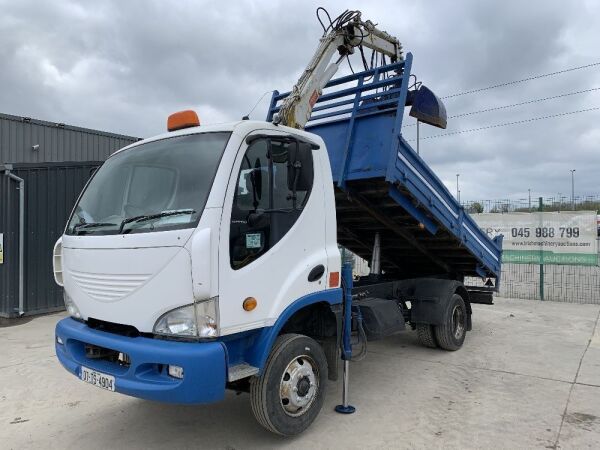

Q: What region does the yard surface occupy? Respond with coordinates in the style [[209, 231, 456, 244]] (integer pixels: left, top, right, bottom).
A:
[[1, 297, 599, 449]]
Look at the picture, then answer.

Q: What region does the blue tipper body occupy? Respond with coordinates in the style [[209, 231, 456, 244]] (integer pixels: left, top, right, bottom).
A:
[[268, 52, 502, 283]]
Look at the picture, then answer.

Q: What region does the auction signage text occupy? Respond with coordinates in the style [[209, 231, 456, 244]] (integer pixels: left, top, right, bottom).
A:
[[472, 211, 598, 266]]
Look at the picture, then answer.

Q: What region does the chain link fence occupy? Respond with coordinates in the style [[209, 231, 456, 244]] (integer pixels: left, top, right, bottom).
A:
[[467, 261, 600, 304], [462, 196, 600, 304], [462, 195, 600, 214]]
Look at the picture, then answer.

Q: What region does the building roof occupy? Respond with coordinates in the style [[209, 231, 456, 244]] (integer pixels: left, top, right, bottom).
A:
[[0, 112, 139, 164]]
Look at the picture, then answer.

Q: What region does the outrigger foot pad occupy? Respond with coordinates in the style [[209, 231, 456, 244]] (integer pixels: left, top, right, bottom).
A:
[[335, 404, 356, 414]]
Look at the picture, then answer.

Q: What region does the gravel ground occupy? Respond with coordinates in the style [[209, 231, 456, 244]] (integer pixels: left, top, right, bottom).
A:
[[1, 297, 599, 449]]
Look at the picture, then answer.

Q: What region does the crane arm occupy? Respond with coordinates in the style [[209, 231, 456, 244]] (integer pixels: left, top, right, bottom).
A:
[[276, 12, 403, 129]]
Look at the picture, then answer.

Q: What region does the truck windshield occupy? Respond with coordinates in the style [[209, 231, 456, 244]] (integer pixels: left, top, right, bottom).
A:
[[66, 132, 231, 236]]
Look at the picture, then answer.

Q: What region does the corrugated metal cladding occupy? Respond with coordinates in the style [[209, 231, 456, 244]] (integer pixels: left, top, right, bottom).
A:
[[0, 112, 138, 164], [0, 112, 140, 317], [0, 172, 19, 316], [0, 162, 102, 317]]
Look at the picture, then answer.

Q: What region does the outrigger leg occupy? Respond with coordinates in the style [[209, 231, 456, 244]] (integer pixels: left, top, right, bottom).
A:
[[335, 263, 356, 414]]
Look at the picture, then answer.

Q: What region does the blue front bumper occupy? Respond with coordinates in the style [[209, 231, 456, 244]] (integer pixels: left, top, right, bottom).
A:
[[55, 317, 227, 404]]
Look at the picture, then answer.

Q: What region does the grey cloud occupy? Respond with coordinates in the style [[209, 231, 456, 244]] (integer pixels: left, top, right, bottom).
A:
[[0, 0, 599, 200]]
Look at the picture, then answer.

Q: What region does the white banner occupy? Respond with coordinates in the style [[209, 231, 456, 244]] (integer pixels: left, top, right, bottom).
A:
[[472, 211, 598, 266]]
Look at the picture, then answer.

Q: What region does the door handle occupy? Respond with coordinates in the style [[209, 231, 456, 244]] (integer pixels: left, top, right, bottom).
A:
[[307, 265, 325, 282]]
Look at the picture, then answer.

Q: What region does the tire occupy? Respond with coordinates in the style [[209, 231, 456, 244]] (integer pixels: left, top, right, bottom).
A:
[[320, 338, 339, 381], [434, 293, 467, 351], [416, 323, 437, 348], [250, 333, 328, 436]]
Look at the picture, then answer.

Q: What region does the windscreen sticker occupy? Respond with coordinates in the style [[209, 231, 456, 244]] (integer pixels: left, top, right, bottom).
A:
[[246, 233, 262, 249]]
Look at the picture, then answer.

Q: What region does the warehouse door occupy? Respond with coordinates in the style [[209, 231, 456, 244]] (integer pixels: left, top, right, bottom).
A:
[[0, 162, 102, 317]]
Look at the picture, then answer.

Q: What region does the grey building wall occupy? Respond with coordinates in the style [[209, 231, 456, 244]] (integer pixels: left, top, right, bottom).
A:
[[1, 112, 140, 317], [0, 163, 103, 317], [1, 112, 138, 164]]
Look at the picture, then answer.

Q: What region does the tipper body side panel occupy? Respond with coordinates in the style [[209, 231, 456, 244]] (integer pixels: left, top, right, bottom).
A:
[[268, 53, 502, 282]]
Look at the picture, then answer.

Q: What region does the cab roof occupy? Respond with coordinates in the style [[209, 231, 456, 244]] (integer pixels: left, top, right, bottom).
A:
[[112, 120, 324, 157]]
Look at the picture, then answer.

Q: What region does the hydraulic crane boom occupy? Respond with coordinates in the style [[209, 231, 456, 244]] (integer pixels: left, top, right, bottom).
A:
[[276, 10, 403, 129]]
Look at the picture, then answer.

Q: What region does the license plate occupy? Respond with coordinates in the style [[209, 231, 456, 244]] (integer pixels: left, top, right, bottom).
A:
[[80, 366, 115, 392]]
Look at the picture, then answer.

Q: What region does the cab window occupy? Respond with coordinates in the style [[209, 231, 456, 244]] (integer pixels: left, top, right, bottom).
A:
[[230, 138, 314, 269]]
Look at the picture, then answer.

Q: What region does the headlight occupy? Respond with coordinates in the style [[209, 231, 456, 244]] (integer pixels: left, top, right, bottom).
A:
[[63, 290, 81, 319], [153, 297, 219, 338]]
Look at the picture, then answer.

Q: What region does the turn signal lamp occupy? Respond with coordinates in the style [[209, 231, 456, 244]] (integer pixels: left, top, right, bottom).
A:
[[243, 297, 257, 311], [329, 271, 340, 288], [167, 110, 200, 132]]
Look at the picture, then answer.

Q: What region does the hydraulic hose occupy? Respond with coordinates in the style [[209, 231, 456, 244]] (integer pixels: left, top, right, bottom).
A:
[[351, 306, 368, 361]]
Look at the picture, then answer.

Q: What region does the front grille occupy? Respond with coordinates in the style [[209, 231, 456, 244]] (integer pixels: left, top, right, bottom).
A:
[[84, 343, 131, 368], [87, 317, 140, 338], [70, 270, 150, 302]]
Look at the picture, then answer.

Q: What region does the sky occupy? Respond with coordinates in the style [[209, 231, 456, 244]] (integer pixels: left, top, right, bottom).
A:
[[1, 0, 599, 201]]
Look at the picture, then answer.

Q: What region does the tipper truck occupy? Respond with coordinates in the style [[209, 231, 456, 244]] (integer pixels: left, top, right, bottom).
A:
[[53, 9, 502, 436]]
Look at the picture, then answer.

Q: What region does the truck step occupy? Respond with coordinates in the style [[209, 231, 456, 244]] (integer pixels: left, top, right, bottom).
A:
[[228, 363, 259, 382]]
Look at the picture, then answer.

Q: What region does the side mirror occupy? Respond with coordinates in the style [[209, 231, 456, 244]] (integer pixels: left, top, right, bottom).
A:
[[247, 211, 269, 228], [406, 85, 447, 129], [287, 143, 314, 191]]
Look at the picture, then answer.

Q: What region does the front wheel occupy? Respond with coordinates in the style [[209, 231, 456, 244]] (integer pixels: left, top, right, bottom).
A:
[[250, 334, 328, 436], [434, 294, 468, 351]]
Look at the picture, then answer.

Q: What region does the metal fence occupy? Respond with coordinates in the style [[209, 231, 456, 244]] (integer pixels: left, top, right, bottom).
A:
[[466, 260, 600, 304], [461, 198, 600, 304], [461, 195, 600, 214]]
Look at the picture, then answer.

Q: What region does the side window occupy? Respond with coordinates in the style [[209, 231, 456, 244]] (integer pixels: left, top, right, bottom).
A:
[[230, 138, 314, 269], [233, 140, 270, 213]]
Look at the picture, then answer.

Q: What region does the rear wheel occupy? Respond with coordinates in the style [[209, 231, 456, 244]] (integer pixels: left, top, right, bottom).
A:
[[416, 323, 437, 348], [250, 333, 327, 436], [434, 294, 467, 351]]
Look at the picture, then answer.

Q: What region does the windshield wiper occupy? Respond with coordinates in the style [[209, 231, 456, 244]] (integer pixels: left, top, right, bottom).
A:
[[72, 222, 117, 234], [118, 209, 196, 233]]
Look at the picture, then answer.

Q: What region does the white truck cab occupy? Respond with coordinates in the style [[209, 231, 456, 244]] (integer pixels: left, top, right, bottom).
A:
[[55, 118, 343, 434], [56, 120, 339, 335]]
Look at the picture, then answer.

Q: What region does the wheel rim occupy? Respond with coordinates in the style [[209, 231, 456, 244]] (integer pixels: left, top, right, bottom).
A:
[[452, 304, 465, 340], [279, 355, 319, 417]]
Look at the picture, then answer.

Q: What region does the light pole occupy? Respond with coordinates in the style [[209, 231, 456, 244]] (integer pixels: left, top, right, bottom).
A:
[[528, 189, 531, 212], [570, 169, 576, 210], [416, 120, 420, 155], [456, 174, 460, 202]]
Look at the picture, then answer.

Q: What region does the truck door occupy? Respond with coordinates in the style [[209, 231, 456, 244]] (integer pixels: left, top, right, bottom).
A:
[[218, 135, 329, 335]]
